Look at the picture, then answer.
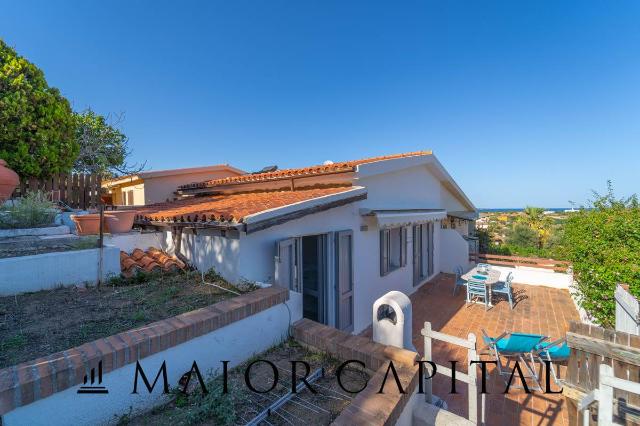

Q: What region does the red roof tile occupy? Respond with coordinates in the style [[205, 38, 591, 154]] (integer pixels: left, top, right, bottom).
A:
[[179, 151, 432, 190], [120, 248, 186, 277], [135, 185, 356, 224]]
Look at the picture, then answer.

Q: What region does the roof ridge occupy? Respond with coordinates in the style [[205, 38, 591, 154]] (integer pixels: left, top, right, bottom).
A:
[[179, 150, 432, 191]]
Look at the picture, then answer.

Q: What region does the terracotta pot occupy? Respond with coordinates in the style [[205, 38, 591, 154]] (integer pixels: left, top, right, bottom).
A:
[[71, 214, 103, 235], [0, 159, 19, 203], [104, 210, 137, 234]]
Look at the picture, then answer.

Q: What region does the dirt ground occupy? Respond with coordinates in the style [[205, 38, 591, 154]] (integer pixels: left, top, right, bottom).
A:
[[123, 340, 371, 426], [0, 270, 249, 369]]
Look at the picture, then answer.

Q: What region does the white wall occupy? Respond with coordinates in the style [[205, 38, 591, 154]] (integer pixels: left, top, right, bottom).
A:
[[2, 298, 302, 426], [104, 231, 164, 253], [161, 228, 242, 282], [0, 246, 121, 296], [143, 169, 242, 204], [487, 265, 573, 289], [439, 229, 471, 274]]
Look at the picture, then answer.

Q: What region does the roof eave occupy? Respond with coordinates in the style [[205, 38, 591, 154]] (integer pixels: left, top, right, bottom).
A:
[[244, 187, 367, 234]]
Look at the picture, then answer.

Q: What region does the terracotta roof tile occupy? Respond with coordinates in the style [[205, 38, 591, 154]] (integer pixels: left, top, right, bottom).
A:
[[135, 185, 356, 224], [120, 248, 186, 277], [179, 151, 431, 190]]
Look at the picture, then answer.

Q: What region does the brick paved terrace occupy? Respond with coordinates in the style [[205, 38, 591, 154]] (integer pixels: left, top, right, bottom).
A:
[[364, 273, 580, 426]]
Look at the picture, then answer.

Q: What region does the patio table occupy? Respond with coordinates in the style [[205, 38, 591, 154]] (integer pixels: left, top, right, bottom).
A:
[[461, 267, 502, 307]]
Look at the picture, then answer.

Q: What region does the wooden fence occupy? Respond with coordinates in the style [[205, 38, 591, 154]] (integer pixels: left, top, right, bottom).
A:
[[469, 252, 571, 272], [616, 284, 640, 336], [422, 321, 483, 424], [11, 173, 102, 210], [564, 321, 640, 425]]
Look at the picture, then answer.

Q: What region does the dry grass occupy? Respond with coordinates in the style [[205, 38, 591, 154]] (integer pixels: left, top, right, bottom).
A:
[[0, 270, 254, 369]]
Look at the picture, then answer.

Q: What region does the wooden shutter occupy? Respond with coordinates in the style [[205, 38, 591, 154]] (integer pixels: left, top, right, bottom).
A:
[[401, 227, 408, 267], [413, 225, 421, 286], [427, 222, 434, 277], [380, 229, 389, 276], [274, 238, 300, 292], [335, 230, 354, 332]]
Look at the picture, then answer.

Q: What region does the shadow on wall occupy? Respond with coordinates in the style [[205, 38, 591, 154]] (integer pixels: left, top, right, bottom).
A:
[[177, 229, 241, 283], [440, 229, 471, 274]]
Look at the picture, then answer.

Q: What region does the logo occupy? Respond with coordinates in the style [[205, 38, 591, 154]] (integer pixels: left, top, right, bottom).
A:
[[77, 361, 109, 394]]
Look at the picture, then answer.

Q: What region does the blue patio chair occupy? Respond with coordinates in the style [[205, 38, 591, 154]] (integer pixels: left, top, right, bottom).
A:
[[466, 279, 489, 310], [481, 330, 547, 390], [492, 272, 514, 309], [453, 265, 467, 296], [533, 338, 571, 386]]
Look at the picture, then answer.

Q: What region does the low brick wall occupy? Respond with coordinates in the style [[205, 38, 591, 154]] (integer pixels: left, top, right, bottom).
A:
[[0, 286, 289, 421], [292, 318, 420, 426]]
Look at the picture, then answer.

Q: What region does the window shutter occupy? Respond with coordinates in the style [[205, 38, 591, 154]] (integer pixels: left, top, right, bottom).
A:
[[401, 227, 408, 267], [380, 229, 389, 276], [413, 225, 420, 285], [428, 222, 434, 277]]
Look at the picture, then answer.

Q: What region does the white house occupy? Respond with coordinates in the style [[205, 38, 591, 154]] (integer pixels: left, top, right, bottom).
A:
[[133, 151, 477, 334]]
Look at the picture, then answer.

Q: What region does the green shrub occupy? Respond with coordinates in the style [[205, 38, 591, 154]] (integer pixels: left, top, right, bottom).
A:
[[0, 191, 57, 229], [506, 223, 539, 248], [564, 182, 640, 326]]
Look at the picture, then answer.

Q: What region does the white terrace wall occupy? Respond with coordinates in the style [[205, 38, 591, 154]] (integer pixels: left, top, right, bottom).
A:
[[2, 288, 301, 426], [0, 246, 121, 296], [486, 265, 573, 289], [439, 228, 472, 274]]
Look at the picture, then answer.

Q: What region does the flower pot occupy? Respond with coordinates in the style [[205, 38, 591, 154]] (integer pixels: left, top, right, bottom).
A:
[[104, 210, 137, 234], [0, 159, 19, 203], [71, 214, 103, 235]]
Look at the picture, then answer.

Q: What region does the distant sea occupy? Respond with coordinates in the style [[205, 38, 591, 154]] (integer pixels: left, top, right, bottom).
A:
[[478, 208, 574, 213]]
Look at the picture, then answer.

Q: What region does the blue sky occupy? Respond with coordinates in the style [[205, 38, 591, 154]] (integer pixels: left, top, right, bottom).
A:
[[2, 1, 639, 208]]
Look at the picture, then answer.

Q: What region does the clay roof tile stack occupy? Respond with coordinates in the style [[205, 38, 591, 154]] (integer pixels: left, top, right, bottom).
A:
[[120, 247, 186, 278]]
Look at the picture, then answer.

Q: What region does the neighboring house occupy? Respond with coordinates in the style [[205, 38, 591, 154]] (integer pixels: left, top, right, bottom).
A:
[[134, 151, 477, 333], [102, 165, 245, 205]]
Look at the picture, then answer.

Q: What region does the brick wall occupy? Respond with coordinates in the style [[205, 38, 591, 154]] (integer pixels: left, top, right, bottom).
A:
[[291, 318, 420, 426], [0, 286, 288, 416]]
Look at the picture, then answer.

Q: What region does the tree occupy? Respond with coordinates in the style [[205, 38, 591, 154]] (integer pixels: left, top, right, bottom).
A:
[[506, 223, 539, 248], [564, 182, 640, 326], [0, 39, 78, 178], [518, 206, 552, 249], [73, 109, 144, 177]]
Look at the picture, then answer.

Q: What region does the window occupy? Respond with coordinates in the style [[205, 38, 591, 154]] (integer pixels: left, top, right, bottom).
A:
[[380, 226, 407, 276]]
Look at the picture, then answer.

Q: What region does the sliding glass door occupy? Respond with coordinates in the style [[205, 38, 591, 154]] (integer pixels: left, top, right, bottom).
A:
[[413, 222, 434, 286]]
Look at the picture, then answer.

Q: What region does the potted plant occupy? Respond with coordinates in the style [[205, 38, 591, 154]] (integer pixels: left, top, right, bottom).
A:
[[103, 210, 137, 233], [0, 159, 19, 203], [71, 214, 104, 235]]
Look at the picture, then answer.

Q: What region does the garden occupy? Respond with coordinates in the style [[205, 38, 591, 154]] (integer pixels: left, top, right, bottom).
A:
[[0, 270, 253, 369]]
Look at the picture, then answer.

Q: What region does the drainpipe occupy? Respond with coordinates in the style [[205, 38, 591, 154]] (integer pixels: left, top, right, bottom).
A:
[[172, 226, 190, 267]]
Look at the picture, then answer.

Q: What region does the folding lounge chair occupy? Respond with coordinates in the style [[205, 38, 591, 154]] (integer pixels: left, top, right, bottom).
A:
[[481, 330, 547, 390], [453, 265, 467, 296], [533, 338, 571, 387]]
